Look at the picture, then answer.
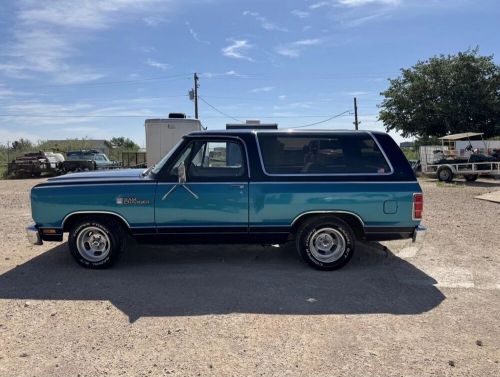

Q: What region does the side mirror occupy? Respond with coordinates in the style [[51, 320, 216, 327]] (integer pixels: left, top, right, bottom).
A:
[[178, 163, 186, 183]]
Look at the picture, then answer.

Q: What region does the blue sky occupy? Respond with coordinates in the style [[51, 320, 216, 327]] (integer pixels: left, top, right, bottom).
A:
[[0, 0, 499, 146]]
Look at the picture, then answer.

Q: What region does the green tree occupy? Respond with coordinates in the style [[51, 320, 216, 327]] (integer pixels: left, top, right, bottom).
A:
[[11, 138, 34, 151], [109, 137, 139, 151], [379, 49, 500, 138]]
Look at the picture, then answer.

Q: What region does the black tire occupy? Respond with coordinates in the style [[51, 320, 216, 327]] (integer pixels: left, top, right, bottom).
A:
[[295, 216, 355, 271], [68, 217, 126, 269], [464, 174, 478, 182], [437, 166, 453, 182]]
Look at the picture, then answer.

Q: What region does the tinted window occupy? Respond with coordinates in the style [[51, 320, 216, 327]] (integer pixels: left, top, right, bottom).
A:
[[258, 133, 391, 175]]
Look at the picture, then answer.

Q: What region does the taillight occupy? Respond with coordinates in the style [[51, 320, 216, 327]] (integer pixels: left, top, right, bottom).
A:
[[413, 193, 423, 220]]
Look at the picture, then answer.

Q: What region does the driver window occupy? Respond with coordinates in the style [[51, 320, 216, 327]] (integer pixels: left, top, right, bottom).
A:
[[188, 141, 245, 180]]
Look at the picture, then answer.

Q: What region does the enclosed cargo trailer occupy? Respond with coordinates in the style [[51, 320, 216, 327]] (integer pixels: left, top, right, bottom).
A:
[[145, 115, 202, 167]]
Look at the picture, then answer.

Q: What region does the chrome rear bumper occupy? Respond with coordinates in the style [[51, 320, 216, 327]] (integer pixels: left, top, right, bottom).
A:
[[412, 224, 426, 244], [26, 224, 42, 245]]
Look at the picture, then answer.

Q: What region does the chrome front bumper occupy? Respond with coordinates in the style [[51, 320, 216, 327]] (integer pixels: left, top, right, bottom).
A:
[[412, 224, 426, 244], [26, 224, 42, 245]]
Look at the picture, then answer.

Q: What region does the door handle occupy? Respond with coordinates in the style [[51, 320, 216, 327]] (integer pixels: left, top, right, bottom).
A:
[[230, 184, 245, 189]]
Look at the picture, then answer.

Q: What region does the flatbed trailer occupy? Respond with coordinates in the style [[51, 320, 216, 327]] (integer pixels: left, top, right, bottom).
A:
[[423, 160, 500, 182], [420, 133, 500, 182]]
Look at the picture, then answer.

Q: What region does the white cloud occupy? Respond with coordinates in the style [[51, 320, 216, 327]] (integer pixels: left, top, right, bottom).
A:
[[250, 86, 275, 93], [291, 9, 310, 18], [275, 47, 301, 58], [143, 16, 167, 27], [278, 95, 287, 100], [309, 0, 400, 9], [344, 91, 369, 96], [201, 70, 246, 79], [221, 40, 254, 61], [243, 10, 288, 32], [0, 86, 15, 98], [310, 1, 331, 9], [0, 0, 170, 83], [146, 59, 171, 71], [273, 102, 317, 110], [337, 0, 400, 6], [294, 39, 322, 46], [185, 21, 210, 44], [18, 0, 166, 29], [275, 38, 323, 58]]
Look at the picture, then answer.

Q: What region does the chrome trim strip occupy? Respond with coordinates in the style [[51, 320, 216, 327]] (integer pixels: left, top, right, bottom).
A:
[[157, 182, 249, 185], [254, 130, 395, 177], [155, 224, 247, 228], [61, 211, 132, 229], [291, 210, 365, 227], [249, 181, 417, 184], [35, 182, 153, 188]]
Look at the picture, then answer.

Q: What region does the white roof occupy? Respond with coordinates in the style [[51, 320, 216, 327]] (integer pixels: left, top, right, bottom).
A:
[[439, 132, 484, 141]]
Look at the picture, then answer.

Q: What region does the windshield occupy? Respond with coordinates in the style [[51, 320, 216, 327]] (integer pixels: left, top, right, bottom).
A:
[[148, 139, 184, 176]]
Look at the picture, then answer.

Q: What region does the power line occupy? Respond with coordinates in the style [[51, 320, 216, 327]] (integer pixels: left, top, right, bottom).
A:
[[0, 112, 377, 119], [198, 96, 243, 123], [290, 110, 352, 129]]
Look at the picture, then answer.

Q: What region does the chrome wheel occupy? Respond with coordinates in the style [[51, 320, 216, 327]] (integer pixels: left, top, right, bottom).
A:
[[76, 226, 111, 262], [309, 227, 346, 263]]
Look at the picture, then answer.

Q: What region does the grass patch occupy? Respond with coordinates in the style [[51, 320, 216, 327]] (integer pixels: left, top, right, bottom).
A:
[[436, 181, 464, 188]]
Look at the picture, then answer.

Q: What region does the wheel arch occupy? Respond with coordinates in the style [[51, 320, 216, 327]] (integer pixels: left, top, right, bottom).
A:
[[291, 211, 365, 239], [62, 211, 131, 233]]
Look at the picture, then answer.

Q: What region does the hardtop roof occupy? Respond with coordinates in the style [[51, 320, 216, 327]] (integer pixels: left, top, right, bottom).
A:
[[186, 129, 385, 136]]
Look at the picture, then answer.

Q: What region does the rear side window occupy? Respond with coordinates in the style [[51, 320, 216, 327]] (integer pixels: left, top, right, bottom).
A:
[[257, 133, 392, 175]]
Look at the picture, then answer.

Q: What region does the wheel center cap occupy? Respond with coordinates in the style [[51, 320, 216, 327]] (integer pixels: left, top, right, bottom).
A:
[[315, 234, 334, 251]]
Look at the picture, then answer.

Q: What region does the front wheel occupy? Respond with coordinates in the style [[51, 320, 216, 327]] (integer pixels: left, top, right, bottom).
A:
[[437, 166, 453, 182], [296, 216, 355, 271], [68, 217, 125, 268]]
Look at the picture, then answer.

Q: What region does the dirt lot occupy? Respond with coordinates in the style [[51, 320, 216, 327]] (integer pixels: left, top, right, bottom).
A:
[[0, 178, 499, 377]]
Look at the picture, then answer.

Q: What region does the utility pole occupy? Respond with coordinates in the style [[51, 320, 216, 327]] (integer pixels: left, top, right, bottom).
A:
[[353, 97, 359, 130], [194, 72, 199, 119]]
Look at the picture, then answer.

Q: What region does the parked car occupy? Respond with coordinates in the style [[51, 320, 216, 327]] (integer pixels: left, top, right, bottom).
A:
[[26, 129, 425, 270], [8, 151, 64, 178], [61, 150, 120, 173]]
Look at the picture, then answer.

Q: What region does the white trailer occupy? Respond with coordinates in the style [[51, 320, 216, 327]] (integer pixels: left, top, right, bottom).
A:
[[145, 115, 202, 167]]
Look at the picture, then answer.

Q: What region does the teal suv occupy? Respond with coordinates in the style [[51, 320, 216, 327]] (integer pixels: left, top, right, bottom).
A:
[[27, 129, 425, 270]]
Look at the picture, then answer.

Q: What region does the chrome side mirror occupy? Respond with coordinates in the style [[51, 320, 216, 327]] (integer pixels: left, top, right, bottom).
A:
[[178, 163, 186, 184]]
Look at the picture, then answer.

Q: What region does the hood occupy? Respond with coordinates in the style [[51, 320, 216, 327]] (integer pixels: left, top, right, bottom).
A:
[[46, 168, 148, 183]]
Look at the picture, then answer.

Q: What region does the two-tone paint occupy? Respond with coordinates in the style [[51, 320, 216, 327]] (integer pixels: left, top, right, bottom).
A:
[[29, 129, 423, 245]]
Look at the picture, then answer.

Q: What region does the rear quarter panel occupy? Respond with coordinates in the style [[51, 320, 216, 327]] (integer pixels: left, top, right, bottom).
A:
[[249, 181, 422, 228]]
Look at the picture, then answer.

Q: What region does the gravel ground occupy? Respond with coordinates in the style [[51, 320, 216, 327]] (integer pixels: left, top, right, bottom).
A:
[[0, 177, 499, 377]]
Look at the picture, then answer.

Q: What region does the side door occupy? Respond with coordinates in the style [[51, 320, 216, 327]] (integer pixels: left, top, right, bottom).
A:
[[154, 137, 249, 237]]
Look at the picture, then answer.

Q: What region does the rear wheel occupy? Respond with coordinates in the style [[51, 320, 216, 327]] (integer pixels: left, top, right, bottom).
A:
[[68, 217, 125, 268], [437, 166, 453, 182], [296, 216, 355, 271]]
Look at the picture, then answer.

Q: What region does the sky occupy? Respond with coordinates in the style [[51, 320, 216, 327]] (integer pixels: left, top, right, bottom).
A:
[[0, 0, 499, 147]]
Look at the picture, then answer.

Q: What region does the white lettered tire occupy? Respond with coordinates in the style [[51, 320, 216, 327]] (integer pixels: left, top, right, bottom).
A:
[[68, 217, 125, 269], [296, 216, 355, 271]]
